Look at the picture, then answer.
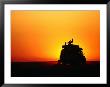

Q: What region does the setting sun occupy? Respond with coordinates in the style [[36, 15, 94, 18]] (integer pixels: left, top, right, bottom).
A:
[[11, 10, 100, 62]]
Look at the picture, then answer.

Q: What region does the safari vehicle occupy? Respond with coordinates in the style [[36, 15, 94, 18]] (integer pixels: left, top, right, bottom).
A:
[[58, 38, 86, 65]]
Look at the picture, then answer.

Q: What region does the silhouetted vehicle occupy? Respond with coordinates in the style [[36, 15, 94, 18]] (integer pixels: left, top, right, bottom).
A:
[[58, 38, 86, 65]]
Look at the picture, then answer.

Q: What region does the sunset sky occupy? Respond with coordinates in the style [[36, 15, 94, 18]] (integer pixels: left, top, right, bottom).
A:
[[11, 10, 100, 62]]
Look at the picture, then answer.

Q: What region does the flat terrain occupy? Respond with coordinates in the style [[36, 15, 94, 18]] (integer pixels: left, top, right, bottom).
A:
[[11, 61, 100, 77]]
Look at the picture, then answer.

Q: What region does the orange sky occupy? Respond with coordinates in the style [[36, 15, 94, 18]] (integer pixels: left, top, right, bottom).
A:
[[11, 10, 100, 62]]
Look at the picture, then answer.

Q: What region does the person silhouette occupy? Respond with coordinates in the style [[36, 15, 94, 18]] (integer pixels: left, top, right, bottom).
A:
[[71, 38, 73, 43], [65, 42, 66, 45], [68, 38, 73, 45]]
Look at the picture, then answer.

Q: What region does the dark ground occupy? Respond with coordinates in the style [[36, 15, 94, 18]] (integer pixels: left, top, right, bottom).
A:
[[11, 61, 100, 77]]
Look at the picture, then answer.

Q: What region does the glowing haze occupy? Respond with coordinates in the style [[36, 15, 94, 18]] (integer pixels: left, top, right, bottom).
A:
[[11, 11, 100, 62]]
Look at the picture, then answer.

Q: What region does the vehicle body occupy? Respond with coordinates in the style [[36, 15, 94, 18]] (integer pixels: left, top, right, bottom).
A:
[[58, 39, 86, 65]]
